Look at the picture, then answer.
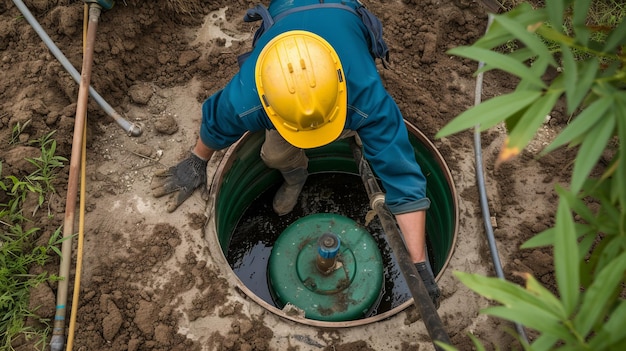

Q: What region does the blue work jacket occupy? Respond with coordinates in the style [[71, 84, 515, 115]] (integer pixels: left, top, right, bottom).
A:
[[200, 0, 430, 214]]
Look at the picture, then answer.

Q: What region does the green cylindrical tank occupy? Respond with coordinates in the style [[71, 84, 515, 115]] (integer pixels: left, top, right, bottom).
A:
[[268, 213, 383, 321]]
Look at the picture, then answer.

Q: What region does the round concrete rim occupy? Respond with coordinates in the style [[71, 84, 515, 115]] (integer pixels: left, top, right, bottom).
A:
[[204, 122, 459, 328]]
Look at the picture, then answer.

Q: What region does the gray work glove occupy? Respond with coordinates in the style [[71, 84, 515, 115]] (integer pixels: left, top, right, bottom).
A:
[[151, 152, 208, 212], [415, 261, 441, 309]]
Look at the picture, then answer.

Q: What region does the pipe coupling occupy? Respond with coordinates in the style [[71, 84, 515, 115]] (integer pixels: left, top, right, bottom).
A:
[[370, 193, 385, 210]]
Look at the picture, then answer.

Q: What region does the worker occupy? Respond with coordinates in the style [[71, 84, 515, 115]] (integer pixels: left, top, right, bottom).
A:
[[151, 0, 441, 307]]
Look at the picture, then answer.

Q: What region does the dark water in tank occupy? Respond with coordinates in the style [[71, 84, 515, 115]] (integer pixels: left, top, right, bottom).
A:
[[226, 172, 434, 318]]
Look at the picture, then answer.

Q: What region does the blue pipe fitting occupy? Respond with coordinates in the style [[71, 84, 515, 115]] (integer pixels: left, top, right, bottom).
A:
[[317, 233, 340, 259], [84, 0, 114, 10]]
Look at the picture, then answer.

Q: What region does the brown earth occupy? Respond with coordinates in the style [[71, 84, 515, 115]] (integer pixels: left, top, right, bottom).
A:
[[1, 0, 578, 350]]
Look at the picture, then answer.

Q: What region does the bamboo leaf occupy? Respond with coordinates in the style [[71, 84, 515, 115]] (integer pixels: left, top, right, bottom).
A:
[[502, 81, 564, 162], [567, 58, 599, 115], [475, 47, 535, 76], [597, 212, 621, 237], [467, 334, 487, 351], [454, 272, 567, 319], [521, 227, 556, 248], [555, 345, 591, 351], [554, 200, 580, 315], [493, 15, 557, 67], [531, 334, 559, 351], [521, 223, 591, 249], [523, 273, 566, 317], [603, 18, 626, 52], [518, 54, 552, 92], [585, 231, 613, 276], [528, 230, 596, 285], [572, 0, 592, 46], [537, 25, 576, 46], [474, 4, 547, 49], [506, 47, 536, 64], [541, 95, 612, 155], [596, 236, 626, 273], [576, 234, 596, 280], [574, 251, 626, 336], [614, 95, 626, 221], [556, 185, 595, 222], [588, 300, 626, 349], [544, 0, 569, 33], [436, 91, 542, 138], [447, 46, 546, 89], [473, 25, 516, 50], [498, 105, 531, 163], [503, 103, 528, 133], [571, 114, 615, 193], [609, 163, 621, 204], [483, 306, 573, 342], [599, 193, 622, 230], [560, 45, 577, 112]]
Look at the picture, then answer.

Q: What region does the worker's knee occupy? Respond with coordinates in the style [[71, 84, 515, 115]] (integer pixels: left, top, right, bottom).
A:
[[261, 146, 307, 170], [261, 130, 308, 170]]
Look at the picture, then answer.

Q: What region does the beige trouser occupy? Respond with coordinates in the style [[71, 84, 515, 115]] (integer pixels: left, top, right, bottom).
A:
[[260, 129, 357, 173]]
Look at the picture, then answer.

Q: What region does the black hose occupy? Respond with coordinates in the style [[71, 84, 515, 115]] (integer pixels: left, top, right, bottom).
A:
[[349, 138, 452, 351], [472, 14, 529, 345]]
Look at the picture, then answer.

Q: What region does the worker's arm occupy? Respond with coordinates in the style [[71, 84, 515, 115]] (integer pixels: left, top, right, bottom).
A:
[[395, 210, 427, 263], [192, 138, 215, 161], [395, 210, 441, 308], [151, 138, 215, 212]]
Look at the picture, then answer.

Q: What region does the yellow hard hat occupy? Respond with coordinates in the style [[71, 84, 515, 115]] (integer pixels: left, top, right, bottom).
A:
[[255, 30, 347, 149]]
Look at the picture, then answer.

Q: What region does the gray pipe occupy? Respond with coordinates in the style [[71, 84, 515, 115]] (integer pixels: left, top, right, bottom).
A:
[[11, 0, 142, 137], [473, 13, 529, 344]]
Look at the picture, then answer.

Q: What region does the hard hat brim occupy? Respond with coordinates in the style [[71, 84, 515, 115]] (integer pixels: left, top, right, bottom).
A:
[[271, 107, 346, 149]]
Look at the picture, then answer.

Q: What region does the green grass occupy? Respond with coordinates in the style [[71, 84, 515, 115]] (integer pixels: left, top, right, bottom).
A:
[[493, 0, 626, 27], [1, 131, 66, 350], [493, 1, 626, 61], [588, 0, 626, 28], [0, 226, 63, 350], [25, 131, 68, 197]]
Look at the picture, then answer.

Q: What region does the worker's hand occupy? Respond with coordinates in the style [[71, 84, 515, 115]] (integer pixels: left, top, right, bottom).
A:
[[415, 261, 441, 309], [151, 152, 208, 212]]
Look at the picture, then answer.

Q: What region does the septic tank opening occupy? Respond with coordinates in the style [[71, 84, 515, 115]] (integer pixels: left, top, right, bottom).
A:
[[206, 121, 458, 327]]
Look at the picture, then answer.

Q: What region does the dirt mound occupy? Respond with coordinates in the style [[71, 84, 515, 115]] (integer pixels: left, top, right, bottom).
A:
[[1, 1, 570, 350]]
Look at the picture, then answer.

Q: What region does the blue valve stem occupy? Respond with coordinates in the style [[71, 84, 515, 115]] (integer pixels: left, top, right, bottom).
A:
[[316, 233, 340, 274]]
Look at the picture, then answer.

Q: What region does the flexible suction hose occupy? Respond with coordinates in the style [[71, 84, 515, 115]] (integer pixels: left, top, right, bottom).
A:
[[11, 0, 142, 137], [473, 14, 529, 344], [350, 138, 452, 351]]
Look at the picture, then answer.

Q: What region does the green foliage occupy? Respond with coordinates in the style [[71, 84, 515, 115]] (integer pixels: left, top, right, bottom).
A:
[[0, 132, 66, 350], [438, 1, 625, 350], [26, 131, 68, 195], [2, 175, 40, 225], [9, 120, 30, 146], [1, 131, 67, 222], [0, 225, 63, 351]]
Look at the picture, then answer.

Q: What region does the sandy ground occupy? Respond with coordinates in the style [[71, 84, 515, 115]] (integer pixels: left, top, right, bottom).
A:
[[0, 1, 575, 350]]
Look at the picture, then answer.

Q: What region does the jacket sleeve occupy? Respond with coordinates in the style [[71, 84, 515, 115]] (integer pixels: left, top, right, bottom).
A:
[[200, 70, 272, 150], [356, 94, 431, 214]]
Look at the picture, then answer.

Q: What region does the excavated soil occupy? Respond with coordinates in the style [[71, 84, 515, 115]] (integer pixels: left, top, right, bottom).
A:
[[1, 0, 579, 350]]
